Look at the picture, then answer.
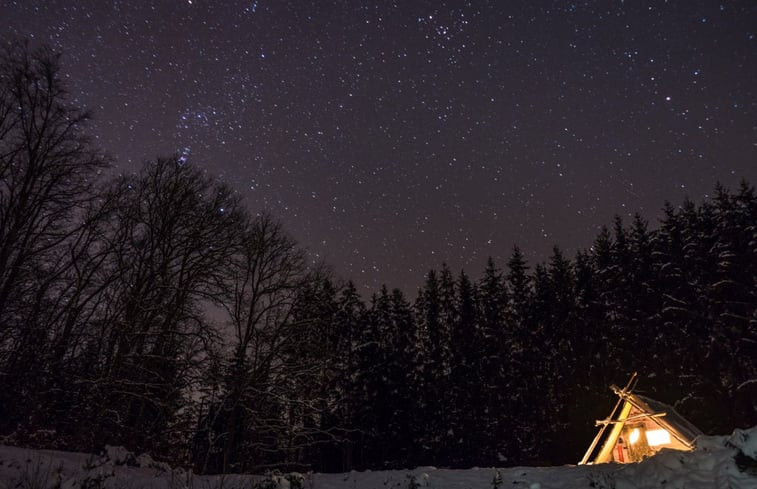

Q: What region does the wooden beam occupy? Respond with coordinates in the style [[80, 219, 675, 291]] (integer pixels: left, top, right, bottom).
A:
[[578, 372, 638, 465]]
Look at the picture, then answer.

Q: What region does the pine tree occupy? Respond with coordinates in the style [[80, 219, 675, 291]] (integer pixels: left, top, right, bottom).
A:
[[386, 288, 418, 467], [448, 269, 480, 466], [285, 277, 344, 471], [413, 269, 450, 464], [350, 287, 390, 468], [502, 247, 533, 463], [476, 257, 509, 463], [334, 281, 367, 471], [588, 225, 621, 378], [626, 214, 660, 366], [506, 247, 531, 330]]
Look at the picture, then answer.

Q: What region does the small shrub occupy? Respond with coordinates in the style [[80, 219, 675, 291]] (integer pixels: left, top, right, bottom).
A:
[[284, 473, 305, 489], [491, 468, 503, 488], [406, 474, 420, 489], [252, 470, 282, 489], [735, 450, 757, 476]]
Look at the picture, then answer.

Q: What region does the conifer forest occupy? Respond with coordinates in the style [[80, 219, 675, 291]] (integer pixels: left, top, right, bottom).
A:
[[1, 43, 756, 474]]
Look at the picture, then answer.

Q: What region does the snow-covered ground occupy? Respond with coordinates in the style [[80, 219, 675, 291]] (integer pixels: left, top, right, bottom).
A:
[[1, 426, 755, 489]]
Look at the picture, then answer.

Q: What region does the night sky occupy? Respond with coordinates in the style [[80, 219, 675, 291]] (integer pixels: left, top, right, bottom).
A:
[[4, 1, 756, 294]]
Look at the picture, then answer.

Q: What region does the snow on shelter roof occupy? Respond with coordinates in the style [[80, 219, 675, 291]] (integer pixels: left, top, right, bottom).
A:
[[634, 394, 704, 446]]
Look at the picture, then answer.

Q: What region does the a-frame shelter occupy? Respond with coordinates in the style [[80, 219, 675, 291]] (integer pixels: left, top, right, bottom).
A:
[[579, 374, 704, 464]]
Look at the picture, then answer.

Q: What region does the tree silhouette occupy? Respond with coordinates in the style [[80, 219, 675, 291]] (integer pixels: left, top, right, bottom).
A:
[[0, 41, 108, 438]]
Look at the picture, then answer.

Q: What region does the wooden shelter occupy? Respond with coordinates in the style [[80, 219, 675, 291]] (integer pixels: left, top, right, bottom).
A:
[[579, 374, 704, 464]]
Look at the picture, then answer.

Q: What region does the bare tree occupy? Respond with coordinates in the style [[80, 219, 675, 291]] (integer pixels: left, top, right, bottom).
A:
[[0, 41, 108, 436], [194, 213, 335, 473], [77, 157, 246, 453], [0, 41, 106, 326]]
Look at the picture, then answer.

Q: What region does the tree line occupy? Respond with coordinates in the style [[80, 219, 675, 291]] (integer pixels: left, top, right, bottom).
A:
[[1, 42, 755, 473]]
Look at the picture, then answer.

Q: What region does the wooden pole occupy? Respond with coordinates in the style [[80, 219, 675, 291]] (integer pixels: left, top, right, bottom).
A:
[[578, 372, 638, 465]]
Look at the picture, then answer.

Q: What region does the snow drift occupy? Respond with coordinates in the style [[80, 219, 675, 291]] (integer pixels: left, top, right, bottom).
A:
[[1, 426, 755, 489]]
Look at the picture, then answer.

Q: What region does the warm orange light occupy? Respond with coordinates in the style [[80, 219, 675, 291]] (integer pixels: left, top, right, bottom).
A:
[[646, 429, 671, 446], [629, 428, 641, 445]]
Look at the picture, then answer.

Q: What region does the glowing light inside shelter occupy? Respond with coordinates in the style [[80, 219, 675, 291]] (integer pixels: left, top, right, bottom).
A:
[[629, 428, 641, 445], [646, 428, 672, 446]]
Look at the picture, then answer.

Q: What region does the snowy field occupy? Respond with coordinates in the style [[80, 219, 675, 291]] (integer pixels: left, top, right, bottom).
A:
[[1, 426, 755, 489]]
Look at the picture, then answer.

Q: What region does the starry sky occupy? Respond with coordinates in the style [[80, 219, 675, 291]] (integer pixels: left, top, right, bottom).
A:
[[4, 0, 757, 294]]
